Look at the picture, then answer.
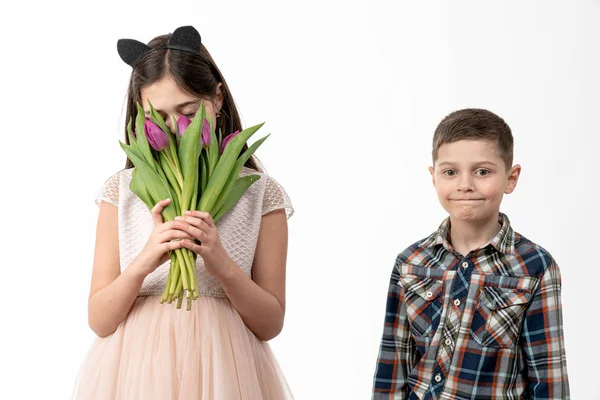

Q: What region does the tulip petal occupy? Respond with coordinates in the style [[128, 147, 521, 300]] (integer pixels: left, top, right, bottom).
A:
[[145, 118, 169, 151], [202, 118, 211, 147], [208, 120, 219, 176], [177, 115, 191, 137], [135, 103, 155, 169], [220, 130, 240, 153]]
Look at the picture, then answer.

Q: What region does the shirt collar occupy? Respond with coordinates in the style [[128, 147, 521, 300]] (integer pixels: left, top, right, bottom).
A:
[[420, 212, 516, 255]]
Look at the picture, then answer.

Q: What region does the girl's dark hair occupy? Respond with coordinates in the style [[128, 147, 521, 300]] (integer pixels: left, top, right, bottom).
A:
[[123, 33, 260, 171]]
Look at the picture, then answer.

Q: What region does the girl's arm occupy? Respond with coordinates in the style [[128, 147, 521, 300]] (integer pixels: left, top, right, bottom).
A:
[[88, 199, 190, 338], [87, 202, 145, 338], [219, 209, 288, 341], [179, 209, 288, 341]]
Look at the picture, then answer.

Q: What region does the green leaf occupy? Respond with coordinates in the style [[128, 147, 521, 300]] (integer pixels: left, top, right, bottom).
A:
[[127, 117, 136, 144], [177, 102, 206, 212], [134, 103, 155, 170], [189, 171, 199, 212], [148, 101, 180, 168], [208, 116, 219, 177], [213, 175, 261, 222], [130, 168, 153, 208], [237, 134, 269, 169], [171, 115, 182, 147], [119, 141, 178, 221], [159, 151, 183, 200], [217, 127, 223, 152], [120, 140, 144, 164], [198, 122, 264, 213], [148, 100, 173, 137], [200, 151, 208, 197], [121, 139, 181, 215], [178, 102, 205, 178], [211, 133, 270, 214]]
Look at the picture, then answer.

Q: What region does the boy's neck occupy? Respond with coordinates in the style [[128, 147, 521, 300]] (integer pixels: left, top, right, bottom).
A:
[[448, 212, 502, 257]]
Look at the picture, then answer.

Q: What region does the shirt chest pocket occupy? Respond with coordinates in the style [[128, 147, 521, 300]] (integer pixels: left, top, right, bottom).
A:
[[399, 275, 444, 338], [470, 286, 532, 348]]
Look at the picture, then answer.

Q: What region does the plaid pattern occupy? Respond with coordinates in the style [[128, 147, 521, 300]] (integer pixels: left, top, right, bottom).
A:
[[372, 213, 570, 399]]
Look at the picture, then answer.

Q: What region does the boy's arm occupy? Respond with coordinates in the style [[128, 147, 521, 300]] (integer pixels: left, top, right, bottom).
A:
[[520, 261, 570, 399], [372, 261, 415, 399]]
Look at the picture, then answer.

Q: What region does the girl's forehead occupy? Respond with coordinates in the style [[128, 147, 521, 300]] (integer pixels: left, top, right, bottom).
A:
[[140, 77, 200, 110]]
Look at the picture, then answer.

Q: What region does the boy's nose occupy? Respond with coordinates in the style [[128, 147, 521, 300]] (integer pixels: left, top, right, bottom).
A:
[[457, 175, 474, 192]]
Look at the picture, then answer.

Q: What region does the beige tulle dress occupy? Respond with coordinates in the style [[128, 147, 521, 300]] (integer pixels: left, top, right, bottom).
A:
[[72, 166, 294, 400]]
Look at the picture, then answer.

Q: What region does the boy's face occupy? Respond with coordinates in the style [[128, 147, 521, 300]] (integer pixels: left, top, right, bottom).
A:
[[429, 139, 521, 224]]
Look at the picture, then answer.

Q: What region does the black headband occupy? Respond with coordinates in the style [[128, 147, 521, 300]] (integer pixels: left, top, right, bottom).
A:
[[117, 25, 202, 69]]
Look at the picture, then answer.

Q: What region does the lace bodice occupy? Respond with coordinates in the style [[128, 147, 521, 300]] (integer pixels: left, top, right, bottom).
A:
[[95, 166, 294, 297]]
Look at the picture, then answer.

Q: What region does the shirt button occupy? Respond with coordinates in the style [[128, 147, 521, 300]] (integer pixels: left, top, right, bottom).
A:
[[434, 373, 442, 382], [426, 291, 433, 298], [462, 262, 469, 269], [454, 299, 461, 307], [445, 338, 452, 346]]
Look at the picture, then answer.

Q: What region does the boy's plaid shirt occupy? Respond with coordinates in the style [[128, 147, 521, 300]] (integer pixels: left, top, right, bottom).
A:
[[372, 213, 569, 399]]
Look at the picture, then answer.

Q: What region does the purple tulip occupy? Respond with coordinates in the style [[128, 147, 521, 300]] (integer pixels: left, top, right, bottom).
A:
[[221, 130, 240, 153], [176, 115, 191, 137], [144, 118, 169, 151], [202, 119, 211, 148]]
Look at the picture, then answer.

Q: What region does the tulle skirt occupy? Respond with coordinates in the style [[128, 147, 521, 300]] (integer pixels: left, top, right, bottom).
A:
[[72, 295, 293, 399]]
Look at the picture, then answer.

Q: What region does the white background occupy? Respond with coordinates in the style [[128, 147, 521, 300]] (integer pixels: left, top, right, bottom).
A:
[[1, 1, 598, 399]]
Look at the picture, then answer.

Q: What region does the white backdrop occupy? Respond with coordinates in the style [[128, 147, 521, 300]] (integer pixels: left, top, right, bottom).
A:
[[1, 1, 598, 399]]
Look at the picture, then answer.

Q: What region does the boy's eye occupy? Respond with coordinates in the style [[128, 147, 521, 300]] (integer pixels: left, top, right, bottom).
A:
[[443, 170, 456, 176], [183, 113, 195, 118], [476, 169, 490, 176]]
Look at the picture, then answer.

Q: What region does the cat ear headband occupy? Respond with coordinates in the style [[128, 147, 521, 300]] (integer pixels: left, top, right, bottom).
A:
[[117, 25, 201, 69]]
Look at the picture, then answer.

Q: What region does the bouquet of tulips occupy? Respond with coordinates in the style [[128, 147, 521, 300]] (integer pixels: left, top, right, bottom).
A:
[[119, 101, 269, 310]]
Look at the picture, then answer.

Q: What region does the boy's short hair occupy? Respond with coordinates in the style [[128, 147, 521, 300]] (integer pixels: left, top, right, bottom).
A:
[[432, 108, 514, 169]]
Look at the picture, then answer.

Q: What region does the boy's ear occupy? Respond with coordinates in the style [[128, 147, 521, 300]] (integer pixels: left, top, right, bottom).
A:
[[505, 164, 521, 194], [428, 166, 435, 186]]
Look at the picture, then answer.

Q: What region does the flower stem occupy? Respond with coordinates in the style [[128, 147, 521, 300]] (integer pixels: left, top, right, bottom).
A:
[[175, 249, 191, 293], [165, 151, 184, 190], [169, 252, 182, 295], [161, 254, 176, 303], [161, 159, 182, 199], [176, 291, 184, 309], [175, 271, 183, 297], [185, 250, 198, 298]]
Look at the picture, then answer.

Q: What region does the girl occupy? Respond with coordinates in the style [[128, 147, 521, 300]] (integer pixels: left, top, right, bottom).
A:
[[73, 26, 294, 399]]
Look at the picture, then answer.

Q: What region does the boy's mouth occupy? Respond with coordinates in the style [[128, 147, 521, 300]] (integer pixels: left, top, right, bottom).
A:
[[450, 198, 485, 201]]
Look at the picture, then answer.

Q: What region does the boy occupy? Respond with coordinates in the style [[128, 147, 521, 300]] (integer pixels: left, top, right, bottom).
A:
[[372, 109, 569, 399]]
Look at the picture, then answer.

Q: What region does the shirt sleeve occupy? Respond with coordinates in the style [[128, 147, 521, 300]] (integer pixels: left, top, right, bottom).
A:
[[372, 258, 416, 399], [95, 172, 120, 207], [520, 261, 570, 399], [262, 175, 294, 219]]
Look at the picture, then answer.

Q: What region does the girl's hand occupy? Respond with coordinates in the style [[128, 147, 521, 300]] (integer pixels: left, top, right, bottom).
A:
[[175, 211, 233, 279], [133, 199, 194, 277]]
